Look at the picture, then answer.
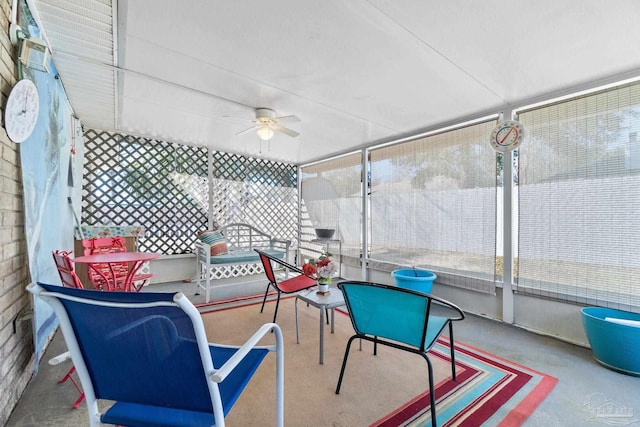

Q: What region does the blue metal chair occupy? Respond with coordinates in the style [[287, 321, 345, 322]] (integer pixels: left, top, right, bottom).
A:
[[335, 281, 465, 427], [28, 282, 284, 427]]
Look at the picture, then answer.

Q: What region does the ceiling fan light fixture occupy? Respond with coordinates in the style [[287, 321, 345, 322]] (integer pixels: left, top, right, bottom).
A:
[[256, 125, 274, 141], [232, 108, 300, 140]]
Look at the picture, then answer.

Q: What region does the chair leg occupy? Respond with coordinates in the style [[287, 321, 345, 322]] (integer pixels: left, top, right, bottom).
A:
[[260, 283, 271, 313], [194, 264, 203, 295], [59, 366, 85, 410], [58, 365, 75, 384], [448, 321, 457, 380], [420, 353, 438, 427], [272, 292, 281, 323], [335, 335, 357, 394]]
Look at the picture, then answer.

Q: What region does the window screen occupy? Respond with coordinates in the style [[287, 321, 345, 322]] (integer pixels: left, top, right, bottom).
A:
[[516, 82, 640, 312], [369, 121, 498, 293], [301, 153, 363, 263]]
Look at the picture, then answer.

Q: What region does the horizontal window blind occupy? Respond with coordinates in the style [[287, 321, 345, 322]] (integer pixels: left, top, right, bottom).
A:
[[301, 153, 363, 263], [516, 82, 640, 312], [369, 121, 498, 293]]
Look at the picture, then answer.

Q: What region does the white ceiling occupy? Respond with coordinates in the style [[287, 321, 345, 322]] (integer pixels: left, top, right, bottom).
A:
[[33, 0, 640, 165]]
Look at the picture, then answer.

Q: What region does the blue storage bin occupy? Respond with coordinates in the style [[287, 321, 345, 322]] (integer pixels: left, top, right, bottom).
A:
[[581, 307, 640, 376], [391, 269, 437, 294]]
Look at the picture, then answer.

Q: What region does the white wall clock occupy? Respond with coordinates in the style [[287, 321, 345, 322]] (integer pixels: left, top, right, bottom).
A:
[[489, 120, 525, 152], [4, 78, 39, 143]]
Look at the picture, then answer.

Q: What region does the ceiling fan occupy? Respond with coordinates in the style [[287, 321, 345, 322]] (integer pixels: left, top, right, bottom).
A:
[[234, 108, 300, 141]]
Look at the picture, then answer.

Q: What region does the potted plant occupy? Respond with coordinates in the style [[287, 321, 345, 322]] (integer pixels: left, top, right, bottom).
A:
[[302, 252, 337, 295]]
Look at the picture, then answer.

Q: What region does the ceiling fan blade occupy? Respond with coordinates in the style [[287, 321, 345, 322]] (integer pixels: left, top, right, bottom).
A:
[[272, 124, 300, 138], [235, 125, 257, 136], [224, 115, 256, 126], [273, 114, 300, 123]]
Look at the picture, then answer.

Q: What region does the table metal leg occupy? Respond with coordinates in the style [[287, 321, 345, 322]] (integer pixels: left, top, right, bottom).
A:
[[319, 304, 325, 364], [125, 260, 143, 292], [338, 240, 342, 278], [295, 297, 300, 344], [330, 308, 335, 333]]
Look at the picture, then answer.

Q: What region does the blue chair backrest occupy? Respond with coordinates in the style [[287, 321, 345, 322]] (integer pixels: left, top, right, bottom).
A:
[[338, 281, 432, 349], [36, 283, 216, 413]]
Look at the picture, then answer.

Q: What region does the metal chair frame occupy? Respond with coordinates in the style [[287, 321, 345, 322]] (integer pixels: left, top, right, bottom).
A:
[[335, 281, 465, 427], [28, 282, 285, 427], [255, 249, 318, 323]]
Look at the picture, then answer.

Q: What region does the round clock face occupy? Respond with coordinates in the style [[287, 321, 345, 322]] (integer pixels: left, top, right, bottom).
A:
[[5, 79, 39, 143], [489, 120, 525, 152]]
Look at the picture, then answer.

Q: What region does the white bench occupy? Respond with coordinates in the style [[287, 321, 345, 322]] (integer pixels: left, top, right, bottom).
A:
[[194, 223, 290, 303]]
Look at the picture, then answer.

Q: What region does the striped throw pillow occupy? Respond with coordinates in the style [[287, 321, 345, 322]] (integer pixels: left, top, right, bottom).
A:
[[198, 229, 229, 256]]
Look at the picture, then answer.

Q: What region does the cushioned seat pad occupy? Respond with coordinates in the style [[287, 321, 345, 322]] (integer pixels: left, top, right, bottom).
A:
[[208, 249, 284, 265]]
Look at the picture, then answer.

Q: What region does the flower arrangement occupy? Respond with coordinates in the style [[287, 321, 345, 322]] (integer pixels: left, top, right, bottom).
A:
[[302, 252, 337, 282]]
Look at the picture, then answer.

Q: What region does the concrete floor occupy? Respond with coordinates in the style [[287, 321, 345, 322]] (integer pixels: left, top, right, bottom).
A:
[[6, 278, 640, 426]]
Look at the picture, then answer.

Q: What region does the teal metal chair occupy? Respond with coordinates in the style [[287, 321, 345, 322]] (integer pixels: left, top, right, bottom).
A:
[[335, 281, 465, 427], [28, 282, 284, 427]]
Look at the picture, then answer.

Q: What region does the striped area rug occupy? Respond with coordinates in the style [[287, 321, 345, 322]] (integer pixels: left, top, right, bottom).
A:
[[373, 339, 557, 427], [196, 292, 557, 427]]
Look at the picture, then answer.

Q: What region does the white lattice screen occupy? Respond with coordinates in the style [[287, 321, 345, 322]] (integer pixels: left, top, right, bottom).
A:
[[82, 131, 298, 262]]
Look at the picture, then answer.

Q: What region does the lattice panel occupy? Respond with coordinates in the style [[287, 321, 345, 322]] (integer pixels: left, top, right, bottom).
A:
[[82, 130, 208, 254], [81, 131, 299, 260], [212, 151, 296, 186], [170, 172, 208, 212], [211, 151, 299, 249], [203, 263, 265, 280]]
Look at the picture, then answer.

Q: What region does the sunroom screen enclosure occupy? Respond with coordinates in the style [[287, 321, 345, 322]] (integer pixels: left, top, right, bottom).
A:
[[80, 78, 640, 313]]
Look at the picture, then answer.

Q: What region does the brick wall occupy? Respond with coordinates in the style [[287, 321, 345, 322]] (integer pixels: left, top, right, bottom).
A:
[[0, 0, 35, 424]]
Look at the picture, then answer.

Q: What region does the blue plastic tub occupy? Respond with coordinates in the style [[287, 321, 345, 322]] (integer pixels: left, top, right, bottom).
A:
[[581, 307, 640, 376], [391, 269, 437, 294]]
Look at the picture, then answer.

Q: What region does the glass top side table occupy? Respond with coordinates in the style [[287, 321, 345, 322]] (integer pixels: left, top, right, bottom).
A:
[[295, 287, 346, 364]]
